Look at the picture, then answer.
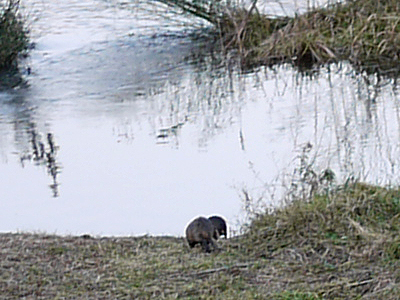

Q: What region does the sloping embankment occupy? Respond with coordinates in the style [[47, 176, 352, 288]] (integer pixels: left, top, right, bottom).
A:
[[1, 183, 399, 299]]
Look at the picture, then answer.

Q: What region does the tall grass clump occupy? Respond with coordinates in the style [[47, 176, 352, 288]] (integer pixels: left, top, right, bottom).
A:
[[158, 0, 399, 73], [215, 0, 400, 70], [245, 182, 400, 255], [239, 181, 400, 298], [255, 0, 400, 69], [0, 0, 29, 71]]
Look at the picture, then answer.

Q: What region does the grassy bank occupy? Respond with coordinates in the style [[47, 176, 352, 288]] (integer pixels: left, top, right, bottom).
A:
[[160, 0, 399, 74], [223, 0, 400, 69], [2, 182, 399, 299]]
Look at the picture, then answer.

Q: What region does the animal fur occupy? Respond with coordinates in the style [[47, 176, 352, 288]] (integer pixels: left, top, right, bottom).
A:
[[185, 217, 217, 253], [208, 215, 227, 239]]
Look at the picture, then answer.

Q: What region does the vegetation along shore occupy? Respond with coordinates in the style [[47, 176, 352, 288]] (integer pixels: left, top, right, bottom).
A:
[[1, 182, 399, 299], [0, 0, 28, 71], [160, 0, 400, 74], [0, 0, 29, 87], [1, 0, 399, 78]]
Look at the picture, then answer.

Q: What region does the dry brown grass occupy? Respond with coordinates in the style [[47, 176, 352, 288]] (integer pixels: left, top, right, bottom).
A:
[[1, 183, 400, 299], [159, 0, 399, 75], [252, 0, 400, 72]]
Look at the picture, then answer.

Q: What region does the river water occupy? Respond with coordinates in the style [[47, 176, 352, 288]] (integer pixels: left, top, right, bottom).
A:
[[0, 0, 399, 236]]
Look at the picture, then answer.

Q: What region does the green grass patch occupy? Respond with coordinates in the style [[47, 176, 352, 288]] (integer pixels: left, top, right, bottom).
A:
[[272, 291, 323, 300]]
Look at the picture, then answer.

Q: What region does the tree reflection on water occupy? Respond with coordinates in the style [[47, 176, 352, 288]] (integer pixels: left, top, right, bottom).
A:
[[19, 124, 61, 197]]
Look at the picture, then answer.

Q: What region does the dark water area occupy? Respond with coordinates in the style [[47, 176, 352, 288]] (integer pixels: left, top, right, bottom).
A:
[[0, 0, 399, 236]]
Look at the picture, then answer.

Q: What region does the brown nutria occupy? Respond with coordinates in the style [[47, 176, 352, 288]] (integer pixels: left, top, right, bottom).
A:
[[208, 216, 227, 239], [185, 216, 217, 253]]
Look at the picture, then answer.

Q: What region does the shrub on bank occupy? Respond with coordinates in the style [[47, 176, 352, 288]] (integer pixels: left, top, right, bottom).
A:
[[0, 0, 29, 71]]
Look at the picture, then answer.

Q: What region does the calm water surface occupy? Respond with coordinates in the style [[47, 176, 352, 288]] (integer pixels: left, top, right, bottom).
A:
[[0, 0, 399, 236]]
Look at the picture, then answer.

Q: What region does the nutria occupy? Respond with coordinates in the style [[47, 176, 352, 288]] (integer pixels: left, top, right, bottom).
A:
[[208, 216, 227, 239], [185, 217, 217, 253]]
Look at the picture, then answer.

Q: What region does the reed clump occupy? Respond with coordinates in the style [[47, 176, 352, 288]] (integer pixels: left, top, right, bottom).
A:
[[216, 8, 290, 58], [252, 0, 400, 69], [0, 0, 29, 71], [161, 0, 399, 72]]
